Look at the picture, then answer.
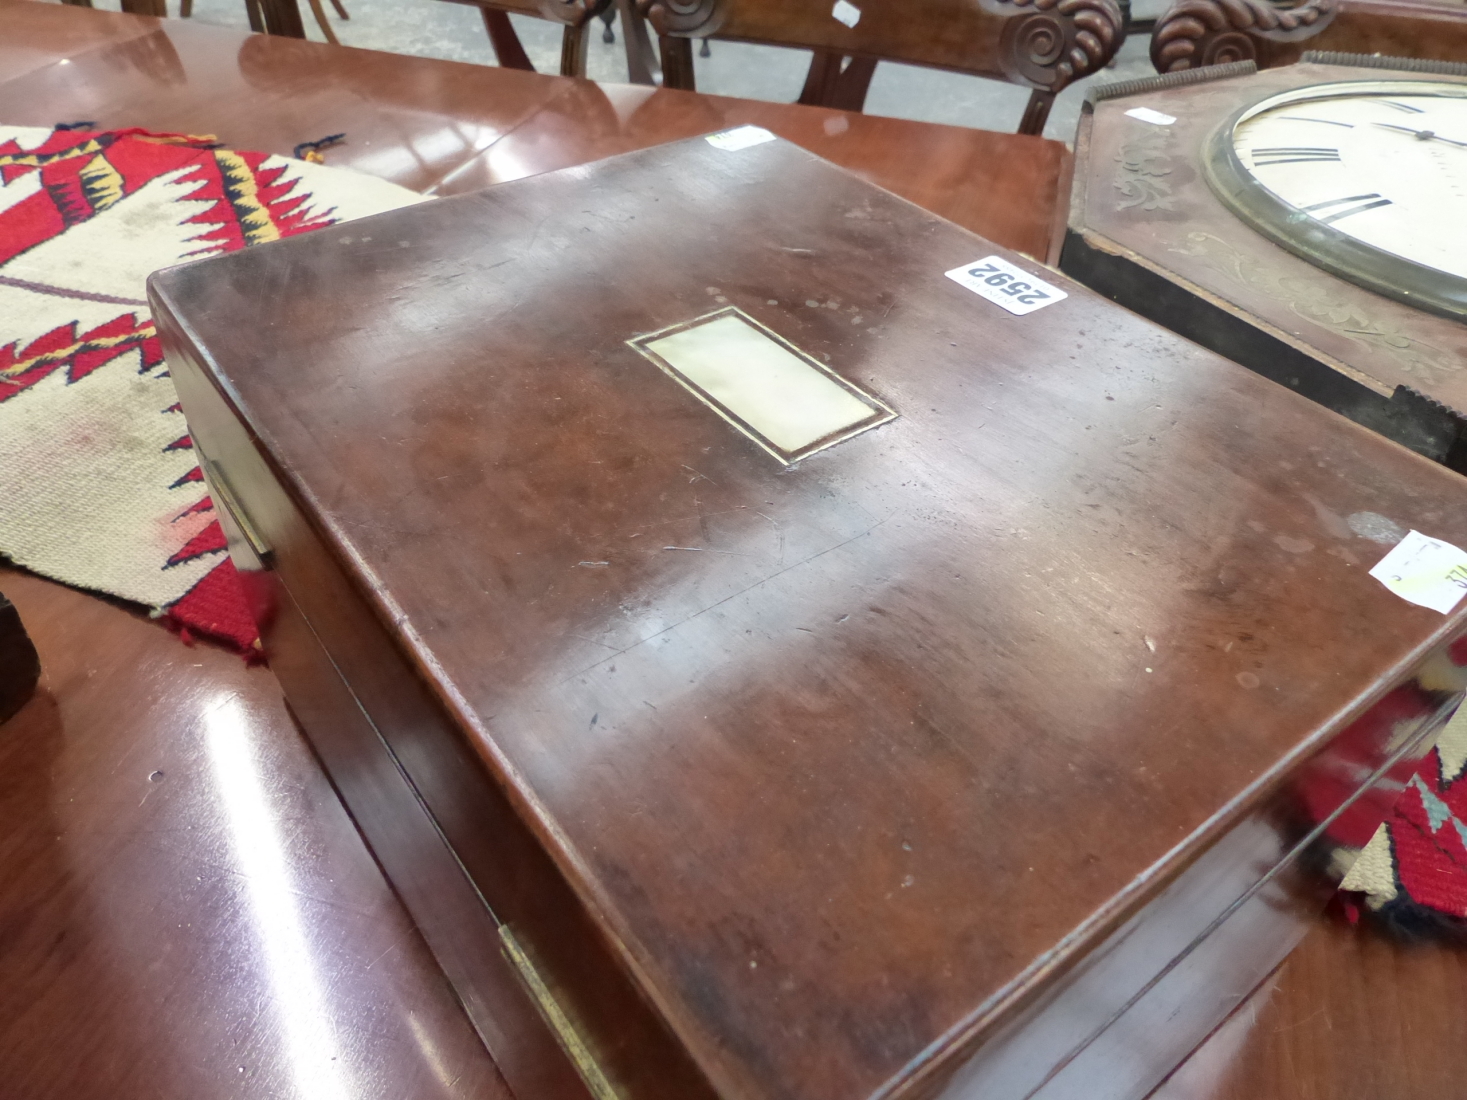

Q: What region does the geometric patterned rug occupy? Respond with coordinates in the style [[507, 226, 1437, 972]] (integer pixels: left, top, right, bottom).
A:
[[1339, 694, 1467, 937], [0, 124, 422, 653], [1294, 631, 1467, 938]]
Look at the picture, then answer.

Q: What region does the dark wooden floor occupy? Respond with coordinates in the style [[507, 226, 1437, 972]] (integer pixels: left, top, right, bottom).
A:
[[3, 563, 1463, 1099]]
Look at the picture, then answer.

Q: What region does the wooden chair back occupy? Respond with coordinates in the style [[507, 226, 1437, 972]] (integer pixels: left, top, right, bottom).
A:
[[1151, 0, 1467, 73], [644, 0, 1126, 134], [433, 0, 616, 77]]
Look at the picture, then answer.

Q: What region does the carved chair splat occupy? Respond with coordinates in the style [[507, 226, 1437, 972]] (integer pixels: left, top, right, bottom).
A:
[[438, 0, 666, 80], [1150, 0, 1467, 74], [643, 0, 1125, 135]]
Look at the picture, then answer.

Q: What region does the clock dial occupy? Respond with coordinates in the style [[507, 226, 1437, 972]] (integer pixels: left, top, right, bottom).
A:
[[1206, 80, 1467, 320], [1233, 83, 1467, 278]]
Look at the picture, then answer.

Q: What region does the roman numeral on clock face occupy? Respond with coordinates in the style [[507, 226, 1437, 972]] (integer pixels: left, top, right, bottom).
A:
[[1250, 146, 1342, 166], [1300, 193, 1394, 223], [1228, 85, 1467, 287]]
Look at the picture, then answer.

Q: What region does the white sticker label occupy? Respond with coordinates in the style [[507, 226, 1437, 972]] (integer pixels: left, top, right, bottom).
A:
[[1124, 106, 1177, 126], [705, 125, 777, 151], [832, 0, 862, 27], [945, 256, 1068, 316], [1368, 530, 1467, 614]]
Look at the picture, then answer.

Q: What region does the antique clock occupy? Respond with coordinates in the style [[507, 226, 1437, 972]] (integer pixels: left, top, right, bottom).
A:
[[1061, 54, 1467, 470]]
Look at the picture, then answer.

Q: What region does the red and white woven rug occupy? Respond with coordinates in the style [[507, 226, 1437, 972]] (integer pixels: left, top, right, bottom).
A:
[[0, 124, 421, 653], [1338, 690, 1467, 935]]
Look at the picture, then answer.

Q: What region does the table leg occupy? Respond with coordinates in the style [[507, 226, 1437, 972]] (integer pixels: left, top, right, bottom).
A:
[[304, 0, 339, 43], [659, 34, 695, 90], [0, 592, 40, 726], [256, 0, 306, 38], [559, 19, 592, 78], [615, 0, 660, 85], [481, 9, 535, 71]]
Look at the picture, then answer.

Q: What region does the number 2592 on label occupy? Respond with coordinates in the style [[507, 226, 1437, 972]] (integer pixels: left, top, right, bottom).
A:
[[944, 256, 1067, 317]]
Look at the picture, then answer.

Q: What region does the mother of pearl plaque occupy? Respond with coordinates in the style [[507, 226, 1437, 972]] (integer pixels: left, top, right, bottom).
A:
[[629, 308, 896, 464]]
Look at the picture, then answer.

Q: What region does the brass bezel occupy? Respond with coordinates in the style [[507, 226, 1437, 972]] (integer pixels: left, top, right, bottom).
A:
[[1203, 79, 1467, 322]]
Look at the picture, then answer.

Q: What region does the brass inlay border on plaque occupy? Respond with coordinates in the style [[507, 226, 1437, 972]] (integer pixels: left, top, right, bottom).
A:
[[498, 924, 622, 1100], [628, 307, 897, 465]]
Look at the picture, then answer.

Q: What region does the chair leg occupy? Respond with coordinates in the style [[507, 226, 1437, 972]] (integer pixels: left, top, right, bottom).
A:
[[559, 19, 593, 78], [797, 50, 839, 106], [615, 0, 660, 85], [329, 0, 349, 19], [797, 52, 876, 112], [600, 4, 615, 43], [481, 9, 536, 71], [181, 0, 194, 15], [119, 0, 167, 14], [244, 0, 264, 32], [58, 0, 95, 7], [254, 0, 307, 37], [304, 0, 340, 44], [659, 34, 695, 91], [1017, 89, 1055, 136]]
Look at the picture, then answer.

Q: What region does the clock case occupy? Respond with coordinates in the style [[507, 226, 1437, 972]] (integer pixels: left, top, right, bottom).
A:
[[1059, 54, 1467, 473]]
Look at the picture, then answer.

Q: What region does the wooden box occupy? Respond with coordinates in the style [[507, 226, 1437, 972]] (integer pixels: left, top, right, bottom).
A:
[[150, 134, 1467, 1100]]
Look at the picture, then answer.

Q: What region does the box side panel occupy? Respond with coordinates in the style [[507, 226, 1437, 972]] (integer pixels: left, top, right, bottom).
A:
[[159, 317, 721, 1100]]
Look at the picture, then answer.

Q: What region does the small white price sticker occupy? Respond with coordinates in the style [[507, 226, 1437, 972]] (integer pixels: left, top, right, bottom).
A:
[[1124, 106, 1177, 126], [945, 256, 1068, 316], [832, 0, 862, 27], [705, 126, 776, 151], [1369, 530, 1467, 614]]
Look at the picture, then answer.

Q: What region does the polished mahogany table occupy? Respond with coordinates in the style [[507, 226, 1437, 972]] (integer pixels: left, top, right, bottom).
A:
[[4, 5, 1467, 1099], [0, 0, 1069, 261], [1155, 916, 1467, 1100], [0, 564, 511, 1100], [5, 559, 1466, 1100]]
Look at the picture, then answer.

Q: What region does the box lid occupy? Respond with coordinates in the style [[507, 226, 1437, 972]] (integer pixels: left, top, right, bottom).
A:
[[150, 135, 1467, 1100]]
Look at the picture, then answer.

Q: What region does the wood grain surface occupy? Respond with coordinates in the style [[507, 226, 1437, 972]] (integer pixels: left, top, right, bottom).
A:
[[1155, 915, 1467, 1100], [152, 130, 1467, 1100], [1, 545, 1459, 1099], [0, 0, 156, 80], [6, 6, 1467, 1100], [0, 565, 512, 1100]]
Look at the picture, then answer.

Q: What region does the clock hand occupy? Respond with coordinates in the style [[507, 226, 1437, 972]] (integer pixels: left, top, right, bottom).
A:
[[1372, 122, 1467, 148]]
